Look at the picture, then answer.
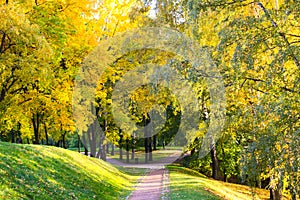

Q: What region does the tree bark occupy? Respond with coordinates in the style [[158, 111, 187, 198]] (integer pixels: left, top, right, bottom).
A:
[[106, 143, 109, 154], [126, 138, 130, 163], [210, 141, 219, 180], [149, 136, 153, 161], [96, 139, 102, 159], [153, 135, 157, 150], [32, 113, 40, 144], [81, 133, 89, 156], [111, 144, 114, 156], [44, 123, 49, 145], [0, 32, 6, 54], [270, 188, 282, 200], [270, 177, 283, 200], [10, 130, 15, 143], [100, 139, 106, 161], [62, 132, 67, 149], [77, 133, 81, 153], [16, 123, 22, 144], [221, 143, 227, 182], [131, 136, 135, 160], [84, 146, 88, 156], [87, 120, 97, 157], [100, 135, 106, 161], [119, 134, 123, 160], [144, 137, 148, 163]]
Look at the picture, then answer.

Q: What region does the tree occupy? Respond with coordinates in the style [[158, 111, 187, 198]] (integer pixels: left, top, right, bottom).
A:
[[0, 3, 53, 141], [182, 0, 300, 198]]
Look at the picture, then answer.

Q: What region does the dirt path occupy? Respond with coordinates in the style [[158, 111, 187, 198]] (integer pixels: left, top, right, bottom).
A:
[[106, 152, 180, 200], [127, 168, 168, 200]]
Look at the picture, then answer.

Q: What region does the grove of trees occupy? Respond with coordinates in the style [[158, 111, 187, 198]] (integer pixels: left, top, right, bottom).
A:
[[0, 0, 299, 199]]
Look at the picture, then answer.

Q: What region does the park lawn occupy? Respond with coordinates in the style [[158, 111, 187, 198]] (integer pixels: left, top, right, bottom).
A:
[[0, 142, 144, 200], [168, 165, 272, 200], [107, 147, 182, 164]]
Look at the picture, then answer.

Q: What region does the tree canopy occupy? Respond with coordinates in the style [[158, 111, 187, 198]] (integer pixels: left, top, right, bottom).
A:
[[0, 0, 299, 199]]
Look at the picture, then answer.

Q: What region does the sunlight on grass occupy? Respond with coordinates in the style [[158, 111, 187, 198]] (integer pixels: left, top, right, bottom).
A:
[[0, 142, 142, 200], [168, 165, 272, 200], [108, 148, 182, 164], [168, 165, 222, 200]]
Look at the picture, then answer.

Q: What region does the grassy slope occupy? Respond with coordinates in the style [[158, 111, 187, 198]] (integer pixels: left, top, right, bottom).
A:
[[0, 142, 142, 200], [168, 165, 271, 200]]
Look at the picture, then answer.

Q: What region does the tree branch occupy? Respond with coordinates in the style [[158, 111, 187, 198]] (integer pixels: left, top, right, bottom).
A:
[[240, 77, 297, 94], [285, 33, 300, 38], [256, 2, 300, 69], [0, 32, 6, 54]]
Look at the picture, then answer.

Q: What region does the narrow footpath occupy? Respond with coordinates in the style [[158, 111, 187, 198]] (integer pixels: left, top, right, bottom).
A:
[[106, 152, 181, 200], [128, 168, 169, 200]]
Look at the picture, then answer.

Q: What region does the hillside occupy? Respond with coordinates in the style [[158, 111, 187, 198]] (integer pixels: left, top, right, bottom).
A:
[[0, 142, 141, 200], [168, 165, 274, 200]]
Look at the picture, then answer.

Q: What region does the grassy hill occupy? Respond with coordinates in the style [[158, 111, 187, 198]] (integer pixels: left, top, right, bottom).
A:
[[0, 142, 143, 200], [168, 165, 272, 200]]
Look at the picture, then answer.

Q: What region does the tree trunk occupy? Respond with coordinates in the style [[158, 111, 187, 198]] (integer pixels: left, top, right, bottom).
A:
[[126, 138, 129, 163], [96, 139, 102, 159], [77, 133, 81, 153], [119, 135, 123, 160], [221, 143, 227, 182], [149, 136, 153, 161], [100, 120, 107, 161], [84, 146, 88, 156], [191, 148, 196, 155], [11, 130, 15, 143], [62, 132, 67, 149], [16, 123, 22, 144], [89, 104, 98, 157], [144, 137, 148, 163], [101, 143, 106, 161], [106, 143, 109, 154], [87, 120, 97, 157], [111, 144, 114, 156], [32, 113, 40, 144], [81, 133, 89, 156], [131, 138, 135, 160], [210, 142, 219, 180], [153, 135, 157, 150], [96, 130, 104, 159], [270, 188, 282, 200], [270, 179, 283, 200], [44, 123, 49, 145], [131, 133, 136, 160]]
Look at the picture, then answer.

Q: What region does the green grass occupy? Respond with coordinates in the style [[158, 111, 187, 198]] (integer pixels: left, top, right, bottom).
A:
[[0, 142, 143, 200], [167, 165, 222, 200], [108, 148, 182, 164], [168, 165, 272, 200]]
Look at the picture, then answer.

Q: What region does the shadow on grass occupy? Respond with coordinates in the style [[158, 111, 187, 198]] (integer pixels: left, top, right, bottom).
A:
[[0, 142, 137, 200]]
